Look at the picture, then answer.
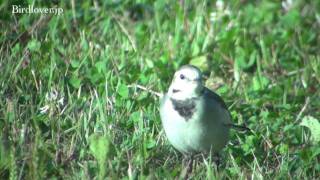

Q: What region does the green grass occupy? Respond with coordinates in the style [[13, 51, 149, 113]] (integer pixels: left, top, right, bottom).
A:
[[1, 0, 320, 179]]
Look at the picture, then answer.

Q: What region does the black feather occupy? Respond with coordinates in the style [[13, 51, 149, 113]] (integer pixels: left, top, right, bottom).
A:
[[170, 98, 197, 121]]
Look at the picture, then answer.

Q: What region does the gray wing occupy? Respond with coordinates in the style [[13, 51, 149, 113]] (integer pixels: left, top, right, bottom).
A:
[[203, 87, 232, 124], [204, 87, 229, 110], [204, 88, 250, 132]]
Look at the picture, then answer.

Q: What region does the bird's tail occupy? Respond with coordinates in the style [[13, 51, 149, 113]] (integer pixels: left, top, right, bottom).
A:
[[224, 123, 251, 132]]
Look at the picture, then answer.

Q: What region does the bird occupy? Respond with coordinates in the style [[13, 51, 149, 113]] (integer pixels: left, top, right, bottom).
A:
[[159, 65, 248, 169]]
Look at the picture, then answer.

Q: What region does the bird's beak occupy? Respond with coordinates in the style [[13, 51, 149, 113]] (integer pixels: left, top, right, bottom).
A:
[[172, 89, 180, 93]]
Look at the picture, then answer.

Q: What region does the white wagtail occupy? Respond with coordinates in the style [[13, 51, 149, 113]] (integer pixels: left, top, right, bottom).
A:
[[160, 65, 249, 162]]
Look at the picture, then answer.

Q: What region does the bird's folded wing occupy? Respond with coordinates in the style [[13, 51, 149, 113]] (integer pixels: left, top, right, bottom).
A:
[[204, 88, 229, 110], [204, 88, 251, 132]]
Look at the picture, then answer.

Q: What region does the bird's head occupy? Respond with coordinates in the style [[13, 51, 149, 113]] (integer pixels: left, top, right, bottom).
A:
[[168, 65, 204, 100]]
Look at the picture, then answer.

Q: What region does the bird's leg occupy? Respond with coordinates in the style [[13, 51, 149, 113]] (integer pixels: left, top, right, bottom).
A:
[[181, 154, 194, 179], [186, 155, 194, 178], [212, 153, 221, 169]]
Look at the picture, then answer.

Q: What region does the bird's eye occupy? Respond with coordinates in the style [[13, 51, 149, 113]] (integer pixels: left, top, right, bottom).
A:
[[180, 74, 185, 80]]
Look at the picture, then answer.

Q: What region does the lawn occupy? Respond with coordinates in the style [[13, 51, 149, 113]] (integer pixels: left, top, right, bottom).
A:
[[0, 0, 320, 179]]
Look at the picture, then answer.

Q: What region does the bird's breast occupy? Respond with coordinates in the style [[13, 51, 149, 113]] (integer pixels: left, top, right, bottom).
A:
[[160, 95, 206, 153]]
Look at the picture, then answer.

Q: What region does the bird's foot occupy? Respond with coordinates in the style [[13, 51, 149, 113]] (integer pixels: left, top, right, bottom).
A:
[[180, 155, 194, 179], [211, 153, 221, 169]]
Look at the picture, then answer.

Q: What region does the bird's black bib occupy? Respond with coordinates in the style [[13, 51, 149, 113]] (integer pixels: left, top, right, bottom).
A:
[[170, 98, 197, 121]]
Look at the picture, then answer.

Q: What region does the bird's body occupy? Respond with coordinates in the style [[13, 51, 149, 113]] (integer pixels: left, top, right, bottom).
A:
[[160, 65, 232, 155]]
